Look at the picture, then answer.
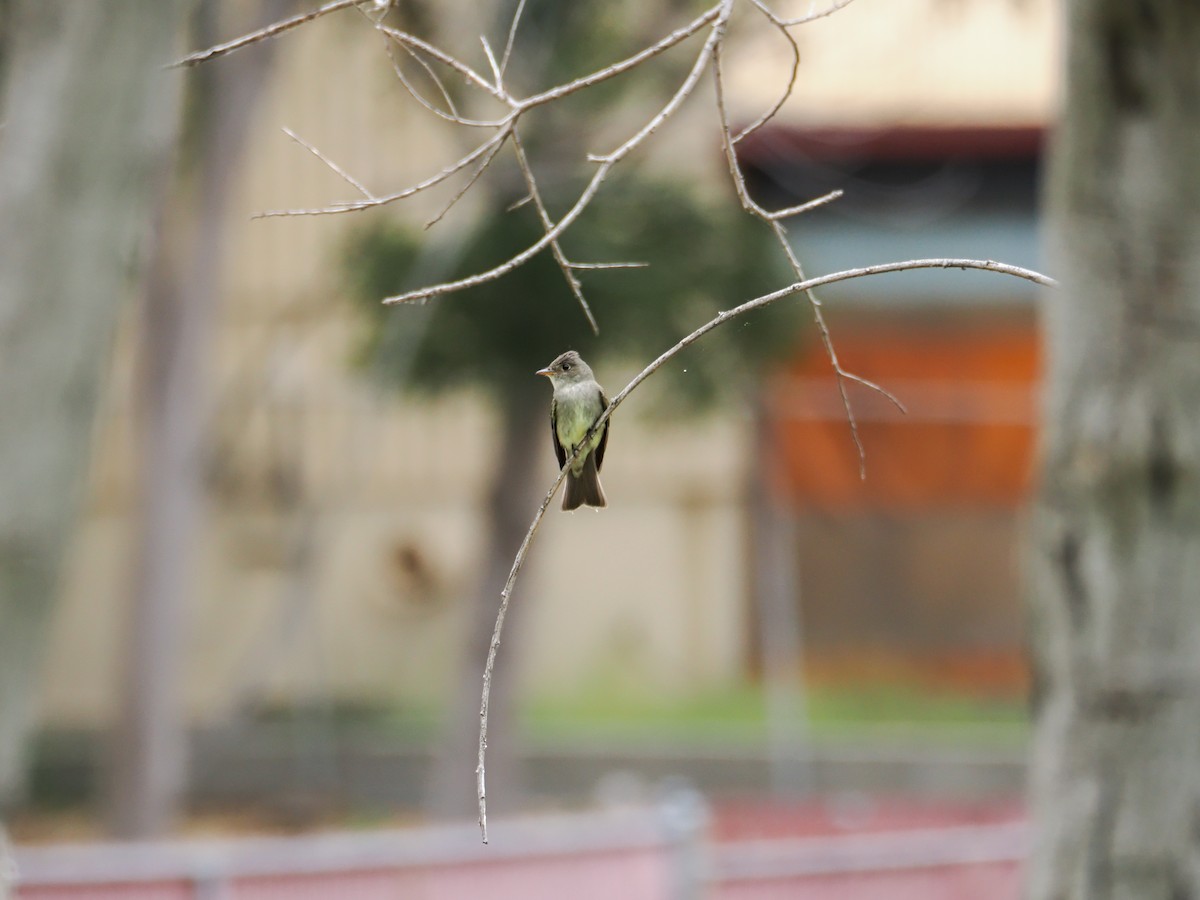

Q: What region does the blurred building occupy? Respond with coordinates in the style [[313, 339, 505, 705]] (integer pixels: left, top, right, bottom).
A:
[[726, 0, 1056, 694], [742, 125, 1042, 693], [38, 0, 1056, 733]]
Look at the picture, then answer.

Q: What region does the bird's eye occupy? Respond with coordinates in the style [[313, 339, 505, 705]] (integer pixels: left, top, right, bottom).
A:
[[562, 363, 571, 371]]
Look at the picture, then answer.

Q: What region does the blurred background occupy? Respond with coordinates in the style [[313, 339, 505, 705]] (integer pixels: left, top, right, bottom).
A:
[[3, 0, 1056, 896]]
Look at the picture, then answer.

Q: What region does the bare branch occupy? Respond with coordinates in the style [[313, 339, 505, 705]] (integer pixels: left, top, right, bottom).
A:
[[839, 370, 907, 413], [568, 261, 649, 270], [608, 257, 1055, 415], [254, 125, 513, 218], [751, 0, 860, 27], [229, 4, 730, 311], [387, 39, 461, 122], [387, 8, 729, 305], [710, 20, 891, 473], [480, 35, 502, 89], [517, 5, 723, 113], [779, 0, 860, 27], [712, 25, 770, 220], [498, 0, 528, 81], [477, 256, 1056, 840], [734, 0, 801, 145], [476, 470, 566, 845], [608, 259, 1054, 424], [385, 41, 509, 128], [378, 24, 512, 103], [172, 0, 364, 68], [510, 129, 599, 333], [281, 127, 373, 198], [767, 188, 843, 221], [423, 125, 513, 229]]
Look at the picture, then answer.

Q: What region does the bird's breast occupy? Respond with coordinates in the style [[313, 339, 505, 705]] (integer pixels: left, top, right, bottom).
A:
[[554, 384, 604, 455]]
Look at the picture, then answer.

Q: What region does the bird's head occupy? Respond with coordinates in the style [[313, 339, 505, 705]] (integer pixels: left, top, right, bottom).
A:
[[536, 350, 594, 385]]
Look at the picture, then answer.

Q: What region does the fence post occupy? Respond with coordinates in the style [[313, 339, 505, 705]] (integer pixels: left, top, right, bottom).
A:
[[0, 824, 15, 900], [660, 787, 711, 900]]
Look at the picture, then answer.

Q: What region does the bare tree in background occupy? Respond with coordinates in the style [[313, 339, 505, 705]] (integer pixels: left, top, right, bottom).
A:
[[0, 0, 189, 810], [1027, 2, 1200, 898], [181, 0, 1052, 842], [107, 0, 296, 840]]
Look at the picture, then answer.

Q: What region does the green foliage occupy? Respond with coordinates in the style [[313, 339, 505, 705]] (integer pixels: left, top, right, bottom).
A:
[[523, 681, 1028, 745], [343, 173, 806, 416]]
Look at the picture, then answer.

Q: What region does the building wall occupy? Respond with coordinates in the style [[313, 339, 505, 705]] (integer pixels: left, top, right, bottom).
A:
[[768, 308, 1038, 694]]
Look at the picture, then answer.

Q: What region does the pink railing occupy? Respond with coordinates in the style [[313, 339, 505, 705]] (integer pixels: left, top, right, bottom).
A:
[[11, 799, 1026, 899]]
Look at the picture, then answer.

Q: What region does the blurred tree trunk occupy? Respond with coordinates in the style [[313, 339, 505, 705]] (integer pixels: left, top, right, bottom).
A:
[[427, 395, 545, 819], [0, 0, 189, 808], [748, 395, 810, 797], [1027, 2, 1200, 898], [107, 0, 293, 839]]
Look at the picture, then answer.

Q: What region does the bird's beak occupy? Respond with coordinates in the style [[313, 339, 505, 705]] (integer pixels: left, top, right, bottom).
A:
[[535, 367, 554, 377]]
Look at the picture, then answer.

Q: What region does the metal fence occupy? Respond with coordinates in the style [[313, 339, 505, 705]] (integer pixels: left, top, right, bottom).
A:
[[712, 820, 1024, 900], [12, 797, 707, 900], [11, 795, 1025, 900]]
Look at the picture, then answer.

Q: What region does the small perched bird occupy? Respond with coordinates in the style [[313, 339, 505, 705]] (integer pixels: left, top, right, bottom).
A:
[[536, 350, 609, 510]]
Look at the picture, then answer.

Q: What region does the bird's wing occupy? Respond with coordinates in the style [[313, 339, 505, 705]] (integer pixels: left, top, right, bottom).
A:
[[594, 388, 610, 471], [550, 398, 566, 469]]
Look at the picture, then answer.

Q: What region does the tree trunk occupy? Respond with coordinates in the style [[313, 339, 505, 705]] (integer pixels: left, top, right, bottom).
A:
[[106, 0, 292, 838], [1027, 3, 1200, 898], [748, 393, 810, 797], [427, 395, 546, 819], [0, 0, 189, 808]]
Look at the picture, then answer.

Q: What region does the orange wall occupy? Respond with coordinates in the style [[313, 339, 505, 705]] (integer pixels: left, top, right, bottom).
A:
[[769, 312, 1039, 510]]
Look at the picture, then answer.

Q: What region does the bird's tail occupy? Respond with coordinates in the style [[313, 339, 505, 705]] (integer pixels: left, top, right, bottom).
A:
[[563, 453, 607, 510]]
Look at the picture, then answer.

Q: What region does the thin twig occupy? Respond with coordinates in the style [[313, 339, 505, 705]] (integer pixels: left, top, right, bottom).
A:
[[498, 0, 528, 80], [510, 128, 600, 333], [517, 5, 722, 113], [568, 261, 649, 270], [481, 35, 502, 89], [477, 256, 1057, 840], [711, 18, 888, 474], [281, 127, 373, 198], [711, 15, 772, 223], [386, 41, 507, 128], [423, 125, 514, 229], [389, 40, 462, 122], [735, 0, 801, 145], [378, 24, 512, 103], [779, 0, 860, 27], [387, 8, 729, 305], [171, 0, 364, 67], [767, 188, 843, 221], [254, 125, 513, 218], [752, 0, 860, 27]]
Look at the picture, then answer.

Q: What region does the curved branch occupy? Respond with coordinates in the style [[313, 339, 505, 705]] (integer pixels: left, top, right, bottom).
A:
[[476, 256, 1056, 841], [734, 0, 801, 146]]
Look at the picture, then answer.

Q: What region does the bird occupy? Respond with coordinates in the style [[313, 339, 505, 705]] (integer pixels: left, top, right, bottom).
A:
[[536, 350, 609, 510]]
